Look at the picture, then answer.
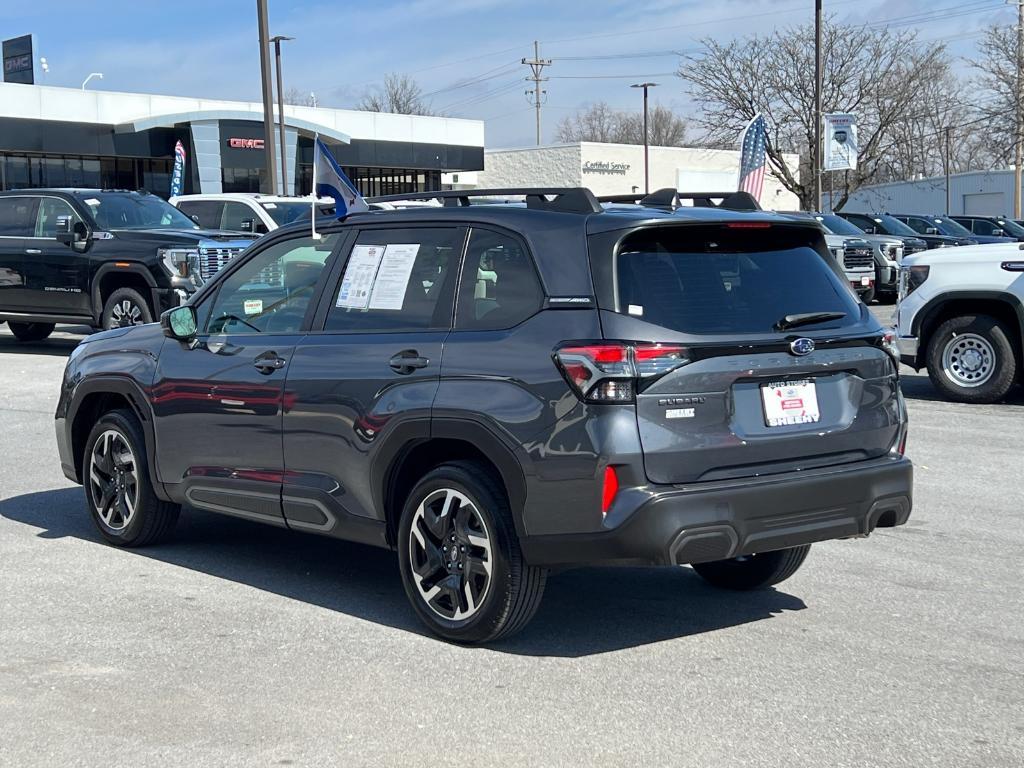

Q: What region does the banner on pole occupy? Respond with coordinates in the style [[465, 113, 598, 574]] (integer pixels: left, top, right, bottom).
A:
[[170, 140, 186, 197], [824, 114, 858, 171]]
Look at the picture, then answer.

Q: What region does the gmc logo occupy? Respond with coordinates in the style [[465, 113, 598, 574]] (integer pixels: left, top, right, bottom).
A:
[[3, 54, 31, 74], [228, 138, 264, 149]]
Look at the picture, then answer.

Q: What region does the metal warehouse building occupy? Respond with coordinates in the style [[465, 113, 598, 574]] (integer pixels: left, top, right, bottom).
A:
[[0, 82, 484, 198], [842, 169, 1021, 216]]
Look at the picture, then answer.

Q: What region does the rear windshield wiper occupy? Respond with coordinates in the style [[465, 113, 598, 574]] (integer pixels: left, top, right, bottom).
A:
[[774, 311, 847, 331]]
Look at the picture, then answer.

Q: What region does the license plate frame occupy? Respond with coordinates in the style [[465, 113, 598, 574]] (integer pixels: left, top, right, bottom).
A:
[[761, 379, 821, 427]]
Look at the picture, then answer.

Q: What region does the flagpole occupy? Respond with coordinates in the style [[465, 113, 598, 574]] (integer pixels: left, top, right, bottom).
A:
[[311, 133, 321, 240]]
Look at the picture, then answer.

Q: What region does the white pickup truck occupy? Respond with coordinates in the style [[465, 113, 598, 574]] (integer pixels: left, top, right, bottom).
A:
[[895, 243, 1024, 403]]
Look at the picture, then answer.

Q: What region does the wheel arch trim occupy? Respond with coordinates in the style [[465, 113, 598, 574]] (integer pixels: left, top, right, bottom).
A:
[[911, 290, 1024, 355]]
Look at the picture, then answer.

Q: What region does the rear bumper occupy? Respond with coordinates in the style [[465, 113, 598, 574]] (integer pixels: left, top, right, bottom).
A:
[[520, 456, 912, 567], [897, 335, 920, 368]]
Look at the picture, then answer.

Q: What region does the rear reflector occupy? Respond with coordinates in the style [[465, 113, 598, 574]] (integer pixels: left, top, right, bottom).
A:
[[601, 465, 619, 514]]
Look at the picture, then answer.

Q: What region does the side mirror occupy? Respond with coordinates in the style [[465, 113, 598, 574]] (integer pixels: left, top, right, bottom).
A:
[[55, 215, 74, 244], [864, 225, 877, 234], [925, 227, 939, 235], [161, 305, 197, 341], [993, 229, 1005, 237], [240, 218, 255, 232]]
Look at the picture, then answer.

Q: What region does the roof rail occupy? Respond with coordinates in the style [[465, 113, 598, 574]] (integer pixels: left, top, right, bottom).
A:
[[598, 188, 762, 212], [366, 187, 602, 214]]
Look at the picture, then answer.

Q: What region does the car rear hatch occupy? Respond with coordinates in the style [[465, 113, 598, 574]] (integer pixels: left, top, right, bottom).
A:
[[586, 220, 902, 485]]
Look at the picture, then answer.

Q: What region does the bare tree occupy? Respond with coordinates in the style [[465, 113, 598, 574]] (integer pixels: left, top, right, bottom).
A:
[[967, 26, 1021, 170], [282, 87, 317, 107], [357, 73, 436, 116], [555, 102, 688, 146], [682, 19, 956, 209]]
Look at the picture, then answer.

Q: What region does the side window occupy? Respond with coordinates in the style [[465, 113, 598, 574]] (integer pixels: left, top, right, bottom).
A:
[[222, 202, 258, 233], [205, 234, 339, 334], [456, 228, 543, 330], [846, 214, 871, 231], [35, 198, 81, 238], [176, 200, 223, 230], [905, 217, 929, 235], [0, 197, 39, 236], [972, 220, 995, 235], [324, 227, 463, 333]]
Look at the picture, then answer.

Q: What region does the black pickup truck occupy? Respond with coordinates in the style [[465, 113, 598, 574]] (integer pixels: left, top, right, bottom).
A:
[[0, 189, 255, 341]]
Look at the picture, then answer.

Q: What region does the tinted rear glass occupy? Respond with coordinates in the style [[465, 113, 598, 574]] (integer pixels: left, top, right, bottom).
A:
[[609, 226, 861, 335]]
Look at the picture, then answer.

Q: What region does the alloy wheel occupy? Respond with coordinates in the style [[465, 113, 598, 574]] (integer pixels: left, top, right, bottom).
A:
[[941, 333, 995, 388], [89, 429, 139, 531], [408, 488, 493, 621], [111, 299, 144, 327]]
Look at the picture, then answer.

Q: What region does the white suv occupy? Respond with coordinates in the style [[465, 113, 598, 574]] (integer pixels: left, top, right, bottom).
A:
[[895, 243, 1023, 403], [169, 193, 332, 235]]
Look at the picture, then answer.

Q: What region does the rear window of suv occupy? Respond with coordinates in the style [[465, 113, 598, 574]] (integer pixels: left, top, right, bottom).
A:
[[598, 224, 861, 335]]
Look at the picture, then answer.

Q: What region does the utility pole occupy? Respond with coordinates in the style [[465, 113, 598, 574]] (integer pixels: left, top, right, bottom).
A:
[[271, 35, 293, 196], [1015, 0, 1023, 218], [814, 0, 823, 212], [522, 41, 551, 146], [944, 125, 952, 215], [631, 83, 658, 194], [256, 0, 278, 195]]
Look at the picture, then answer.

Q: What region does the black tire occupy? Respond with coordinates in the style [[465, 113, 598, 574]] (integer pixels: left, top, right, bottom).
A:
[[7, 321, 55, 342], [82, 409, 179, 547], [397, 461, 546, 644], [692, 545, 811, 590], [101, 287, 153, 330], [860, 287, 876, 304], [925, 314, 1018, 404]]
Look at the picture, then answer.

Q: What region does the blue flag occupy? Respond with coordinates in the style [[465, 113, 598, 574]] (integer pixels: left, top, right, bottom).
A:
[[314, 136, 367, 216], [170, 140, 186, 197]]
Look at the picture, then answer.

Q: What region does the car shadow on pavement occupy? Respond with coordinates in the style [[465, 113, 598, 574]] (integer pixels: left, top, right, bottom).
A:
[[0, 334, 85, 357], [1, 487, 807, 657], [899, 371, 1024, 406]]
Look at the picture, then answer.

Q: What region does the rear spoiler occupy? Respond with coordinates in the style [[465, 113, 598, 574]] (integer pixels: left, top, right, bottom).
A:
[[598, 189, 762, 212]]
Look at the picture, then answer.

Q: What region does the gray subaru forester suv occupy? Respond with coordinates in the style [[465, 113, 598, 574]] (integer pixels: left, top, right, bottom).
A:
[[55, 187, 912, 644]]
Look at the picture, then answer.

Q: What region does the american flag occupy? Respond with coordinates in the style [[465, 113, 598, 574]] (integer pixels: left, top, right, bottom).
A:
[[738, 113, 768, 201]]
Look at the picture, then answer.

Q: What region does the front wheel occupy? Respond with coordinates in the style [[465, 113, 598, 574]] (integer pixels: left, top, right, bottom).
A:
[[397, 461, 546, 644], [926, 314, 1018, 403], [692, 545, 811, 590], [102, 287, 153, 330], [83, 409, 179, 547], [7, 321, 54, 342]]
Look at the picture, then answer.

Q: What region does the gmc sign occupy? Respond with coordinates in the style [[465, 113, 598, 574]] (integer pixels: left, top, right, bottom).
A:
[[228, 137, 265, 150]]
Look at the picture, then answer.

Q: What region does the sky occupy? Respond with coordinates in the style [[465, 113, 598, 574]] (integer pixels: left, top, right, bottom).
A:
[[0, 0, 1015, 147]]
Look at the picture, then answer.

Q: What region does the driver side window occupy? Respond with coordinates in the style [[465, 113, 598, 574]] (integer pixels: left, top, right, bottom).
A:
[[205, 234, 339, 334]]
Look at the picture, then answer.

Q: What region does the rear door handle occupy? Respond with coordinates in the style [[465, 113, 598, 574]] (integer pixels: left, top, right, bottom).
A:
[[389, 350, 429, 374], [25, 249, 41, 255], [253, 353, 287, 374]]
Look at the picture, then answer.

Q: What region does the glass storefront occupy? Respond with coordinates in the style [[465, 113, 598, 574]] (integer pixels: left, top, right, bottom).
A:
[[295, 164, 440, 197], [0, 152, 173, 195]]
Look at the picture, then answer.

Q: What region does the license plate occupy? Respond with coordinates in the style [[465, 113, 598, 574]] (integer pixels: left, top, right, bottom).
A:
[[761, 379, 820, 427]]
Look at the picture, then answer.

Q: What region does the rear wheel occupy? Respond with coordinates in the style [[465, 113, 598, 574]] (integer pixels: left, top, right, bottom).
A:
[[83, 409, 179, 547], [926, 314, 1018, 403], [397, 461, 546, 644], [692, 545, 811, 590], [102, 287, 153, 330], [7, 321, 55, 342]]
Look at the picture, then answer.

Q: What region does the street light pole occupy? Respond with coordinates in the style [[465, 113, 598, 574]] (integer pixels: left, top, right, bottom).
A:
[[271, 35, 294, 196], [631, 82, 658, 195], [256, 0, 278, 195], [814, 0, 823, 211], [81, 72, 103, 90]]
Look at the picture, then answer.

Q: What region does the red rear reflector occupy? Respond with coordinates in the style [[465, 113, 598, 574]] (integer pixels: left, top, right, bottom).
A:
[[725, 222, 772, 229], [601, 465, 619, 514]]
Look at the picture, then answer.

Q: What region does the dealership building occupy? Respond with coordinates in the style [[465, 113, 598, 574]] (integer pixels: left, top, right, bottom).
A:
[[0, 82, 484, 198], [473, 142, 801, 209]]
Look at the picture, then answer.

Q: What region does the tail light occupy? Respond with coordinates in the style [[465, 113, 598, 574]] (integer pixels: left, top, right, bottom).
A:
[[554, 342, 689, 403]]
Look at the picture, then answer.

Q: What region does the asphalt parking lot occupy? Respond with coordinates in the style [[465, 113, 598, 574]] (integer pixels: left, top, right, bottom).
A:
[[1, 312, 1022, 767]]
